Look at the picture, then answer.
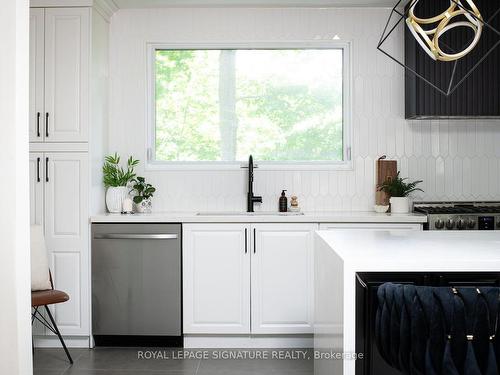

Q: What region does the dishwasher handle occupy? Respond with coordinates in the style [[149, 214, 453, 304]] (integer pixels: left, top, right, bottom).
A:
[[94, 233, 178, 240]]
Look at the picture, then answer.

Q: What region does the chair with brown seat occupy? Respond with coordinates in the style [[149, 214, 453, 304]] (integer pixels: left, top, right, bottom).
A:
[[30, 225, 73, 364]]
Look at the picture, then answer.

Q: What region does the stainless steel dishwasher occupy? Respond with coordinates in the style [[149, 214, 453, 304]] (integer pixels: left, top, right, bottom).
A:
[[92, 223, 182, 347]]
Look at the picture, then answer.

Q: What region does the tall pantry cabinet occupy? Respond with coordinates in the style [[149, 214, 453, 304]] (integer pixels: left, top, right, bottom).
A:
[[29, 3, 110, 347]]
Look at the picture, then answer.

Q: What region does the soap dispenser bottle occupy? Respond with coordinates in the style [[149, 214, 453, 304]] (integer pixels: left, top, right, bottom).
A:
[[279, 190, 288, 212]]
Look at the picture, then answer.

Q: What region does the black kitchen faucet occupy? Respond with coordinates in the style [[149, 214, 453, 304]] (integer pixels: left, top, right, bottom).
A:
[[247, 155, 262, 212]]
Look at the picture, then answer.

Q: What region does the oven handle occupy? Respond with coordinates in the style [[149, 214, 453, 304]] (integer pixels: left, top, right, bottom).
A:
[[94, 234, 178, 240]]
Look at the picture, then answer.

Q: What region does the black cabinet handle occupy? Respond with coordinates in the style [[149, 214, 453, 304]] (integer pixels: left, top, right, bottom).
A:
[[244, 228, 248, 254], [45, 113, 49, 138], [45, 157, 49, 182], [37, 112, 41, 137], [253, 228, 256, 254], [36, 157, 41, 182]]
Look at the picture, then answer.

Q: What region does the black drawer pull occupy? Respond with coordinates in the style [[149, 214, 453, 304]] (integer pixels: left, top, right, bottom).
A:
[[45, 113, 49, 138], [45, 157, 49, 182], [253, 228, 256, 254], [245, 228, 248, 254], [36, 157, 41, 182], [37, 112, 41, 137]]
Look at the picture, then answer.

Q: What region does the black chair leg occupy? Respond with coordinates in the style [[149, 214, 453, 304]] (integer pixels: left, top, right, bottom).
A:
[[44, 306, 73, 364], [31, 306, 38, 358]]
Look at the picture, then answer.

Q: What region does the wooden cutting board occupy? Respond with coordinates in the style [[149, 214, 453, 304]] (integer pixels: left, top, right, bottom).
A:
[[375, 156, 397, 206]]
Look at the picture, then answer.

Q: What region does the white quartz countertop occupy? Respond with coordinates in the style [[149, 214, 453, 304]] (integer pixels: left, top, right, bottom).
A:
[[90, 211, 427, 224], [316, 230, 500, 272]]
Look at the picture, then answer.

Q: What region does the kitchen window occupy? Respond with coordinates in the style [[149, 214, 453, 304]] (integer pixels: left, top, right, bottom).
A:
[[147, 43, 351, 169]]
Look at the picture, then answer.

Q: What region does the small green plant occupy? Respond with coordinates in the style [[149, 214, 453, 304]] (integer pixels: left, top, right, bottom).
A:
[[378, 171, 424, 197], [102, 153, 139, 187], [130, 177, 156, 204]]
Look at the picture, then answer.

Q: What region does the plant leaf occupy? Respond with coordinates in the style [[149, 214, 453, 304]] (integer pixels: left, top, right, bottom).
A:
[[378, 171, 423, 197]]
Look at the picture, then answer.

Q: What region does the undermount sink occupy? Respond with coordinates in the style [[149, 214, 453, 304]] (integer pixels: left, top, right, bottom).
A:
[[196, 211, 305, 216]]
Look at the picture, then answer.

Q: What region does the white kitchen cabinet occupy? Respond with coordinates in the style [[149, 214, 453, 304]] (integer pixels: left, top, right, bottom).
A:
[[49, 252, 84, 334], [44, 153, 89, 256], [183, 223, 317, 335], [183, 224, 251, 334], [251, 224, 316, 334], [183, 222, 422, 336], [319, 223, 422, 231], [29, 9, 45, 142], [29, 7, 90, 143], [29, 5, 108, 347], [29, 153, 44, 226], [29, 154, 46, 337], [29, 152, 89, 336]]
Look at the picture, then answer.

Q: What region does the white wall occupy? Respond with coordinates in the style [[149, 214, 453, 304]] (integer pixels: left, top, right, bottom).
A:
[[0, 0, 33, 373], [90, 8, 110, 215], [109, 7, 500, 212]]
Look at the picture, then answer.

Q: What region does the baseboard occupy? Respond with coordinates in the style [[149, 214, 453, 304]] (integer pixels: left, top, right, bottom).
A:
[[33, 335, 90, 348], [34, 335, 313, 349], [183, 335, 313, 348]]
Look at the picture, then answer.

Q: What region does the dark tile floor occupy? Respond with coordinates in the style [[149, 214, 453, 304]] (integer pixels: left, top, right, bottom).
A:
[[33, 348, 314, 375]]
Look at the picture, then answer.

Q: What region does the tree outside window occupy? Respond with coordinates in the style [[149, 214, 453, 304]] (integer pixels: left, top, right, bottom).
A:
[[154, 48, 344, 163]]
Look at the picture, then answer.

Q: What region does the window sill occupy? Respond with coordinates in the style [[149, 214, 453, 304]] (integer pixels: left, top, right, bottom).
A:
[[145, 160, 354, 172]]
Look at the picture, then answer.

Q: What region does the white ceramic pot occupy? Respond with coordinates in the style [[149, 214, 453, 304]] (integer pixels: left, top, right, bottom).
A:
[[374, 205, 390, 213], [389, 197, 410, 214], [122, 197, 134, 213], [105, 186, 129, 213], [135, 198, 152, 213]]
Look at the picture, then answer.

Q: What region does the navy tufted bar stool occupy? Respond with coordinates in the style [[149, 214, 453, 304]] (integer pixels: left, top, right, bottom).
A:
[[375, 283, 500, 375]]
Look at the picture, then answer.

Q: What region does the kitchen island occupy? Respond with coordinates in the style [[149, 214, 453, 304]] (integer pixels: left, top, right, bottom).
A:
[[314, 230, 500, 375]]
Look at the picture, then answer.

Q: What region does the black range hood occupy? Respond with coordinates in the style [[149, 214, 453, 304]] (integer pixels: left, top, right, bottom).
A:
[[405, 0, 500, 119]]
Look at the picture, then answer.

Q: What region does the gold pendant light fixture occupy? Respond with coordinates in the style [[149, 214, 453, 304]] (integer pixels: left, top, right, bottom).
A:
[[406, 0, 483, 62], [377, 0, 500, 95]]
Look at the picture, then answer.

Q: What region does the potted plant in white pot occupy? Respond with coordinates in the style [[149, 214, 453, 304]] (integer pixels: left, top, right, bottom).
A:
[[130, 177, 156, 213], [103, 153, 139, 213], [378, 172, 423, 213]]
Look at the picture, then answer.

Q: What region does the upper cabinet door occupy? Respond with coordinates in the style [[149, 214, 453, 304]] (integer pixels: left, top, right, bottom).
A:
[[251, 223, 317, 334], [29, 9, 45, 142], [44, 8, 89, 142], [183, 224, 251, 334]]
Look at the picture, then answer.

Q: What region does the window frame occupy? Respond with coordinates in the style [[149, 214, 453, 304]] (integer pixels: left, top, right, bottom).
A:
[[146, 41, 353, 171]]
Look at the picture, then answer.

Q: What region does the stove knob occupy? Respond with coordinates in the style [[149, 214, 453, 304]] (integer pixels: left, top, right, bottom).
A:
[[446, 219, 455, 230], [467, 219, 476, 229], [457, 219, 466, 230], [434, 219, 445, 230]]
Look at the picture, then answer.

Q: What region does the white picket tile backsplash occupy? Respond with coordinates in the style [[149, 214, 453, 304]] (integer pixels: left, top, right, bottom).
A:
[[109, 7, 500, 213]]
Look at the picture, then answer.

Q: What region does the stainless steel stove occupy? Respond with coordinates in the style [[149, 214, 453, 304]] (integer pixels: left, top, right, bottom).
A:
[[413, 201, 500, 231]]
